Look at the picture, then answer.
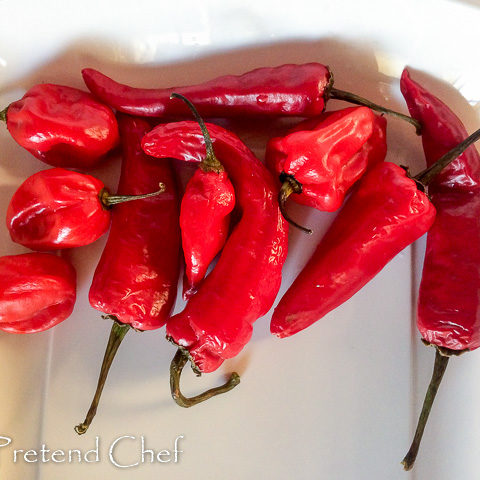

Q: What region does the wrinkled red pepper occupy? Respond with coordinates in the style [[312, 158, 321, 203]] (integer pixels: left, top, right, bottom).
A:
[[271, 128, 480, 339], [75, 114, 180, 433], [400, 69, 480, 470], [1, 84, 119, 169], [266, 106, 387, 232], [82, 64, 419, 129], [142, 120, 288, 407], [172, 93, 235, 299], [6, 167, 164, 251], [0, 252, 76, 333]]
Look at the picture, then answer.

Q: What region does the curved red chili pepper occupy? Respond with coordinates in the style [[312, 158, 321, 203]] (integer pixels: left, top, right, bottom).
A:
[[401, 69, 480, 191], [1, 84, 119, 169], [171, 93, 235, 300], [6, 168, 165, 251], [142, 121, 288, 377], [400, 69, 480, 470], [82, 64, 420, 129], [266, 107, 387, 231], [75, 114, 180, 434], [0, 253, 76, 334]]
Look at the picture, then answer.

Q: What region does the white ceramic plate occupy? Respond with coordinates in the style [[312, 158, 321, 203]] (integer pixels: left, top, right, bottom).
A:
[[1, 1, 480, 479]]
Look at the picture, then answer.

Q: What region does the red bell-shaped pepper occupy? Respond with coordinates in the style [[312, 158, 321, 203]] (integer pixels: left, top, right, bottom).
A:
[[6, 167, 165, 251], [266, 107, 387, 232], [0, 252, 76, 333], [1, 84, 119, 169]]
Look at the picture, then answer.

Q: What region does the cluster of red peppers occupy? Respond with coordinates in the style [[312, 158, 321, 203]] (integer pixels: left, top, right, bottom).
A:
[[1, 61, 479, 471]]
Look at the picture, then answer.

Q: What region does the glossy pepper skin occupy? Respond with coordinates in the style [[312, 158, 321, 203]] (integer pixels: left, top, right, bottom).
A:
[[75, 115, 180, 434], [181, 166, 235, 299], [417, 191, 480, 350], [271, 162, 436, 338], [82, 64, 331, 118], [401, 69, 480, 192], [7, 168, 111, 251], [402, 69, 480, 351], [2, 84, 119, 169], [0, 253, 76, 334], [172, 93, 236, 299], [89, 115, 180, 329], [400, 70, 480, 470], [266, 106, 387, 212], [142, 121, 288, 373]]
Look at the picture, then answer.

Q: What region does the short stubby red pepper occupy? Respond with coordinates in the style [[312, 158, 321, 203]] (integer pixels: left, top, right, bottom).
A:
[[266, 107, 387, 230], [82, 64, 419, 130], [1, 84, 120, 169], [401, 69, 480, 191], [142, 120, 288, 407], [400, 69, 480, 470], [0, 252, 76, 334], [75, 114, 180, 434], [6, 167, 164, 251], [171, 93, 235, 299], [270, 162, 436, 338]]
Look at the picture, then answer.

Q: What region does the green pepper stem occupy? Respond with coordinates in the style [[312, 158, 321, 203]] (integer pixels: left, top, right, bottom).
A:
[[0, 106, 7, 122], [170, 93, 224, 174], [329, 87, 421, 134], [278, 174, 312, 235], [414, 127, 480, 187], [170, 349, 240, 408], [100, 182, 165, 208], [74, 320, 130, 435], [401, 349, 450, 470]]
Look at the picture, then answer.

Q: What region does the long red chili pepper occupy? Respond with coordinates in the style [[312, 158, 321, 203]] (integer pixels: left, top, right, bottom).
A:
[[1, 84, 119, 169], [266, 106, 387, 232], [400, 69, 480, 470], [270, 128, 480, 339], [82, 64, 420, 130], [6, 167, 165, 251], [142, 120, 288, 407], [171, 93, 235, 299], [75, 114, 180, 434], [0, 253, 76, 333]]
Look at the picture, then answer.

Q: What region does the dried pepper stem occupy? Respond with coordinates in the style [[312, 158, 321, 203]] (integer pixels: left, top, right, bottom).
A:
[[0, 107, 7, 122], [100, 182, 165, 208], [278, 174, 312, 234], [170, 92, 224, 174], [170, 349, 240, 408], [75, 320, 130, 435], [329, 87, 421, 133], [402, 349, 449, 470]]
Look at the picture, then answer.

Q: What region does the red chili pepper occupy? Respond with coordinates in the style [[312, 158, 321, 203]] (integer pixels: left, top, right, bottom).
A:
[[0, 252, 76, 334], [1, 84, 120, 169], [75, 114, 180, 434], [400, 69, 480, 470], [400, 69, 480, 191], [142, 120, 288, 407], [266, 107, 387, 232], [270, 129, 480, 339], [6, 167, 165, 251], [171, 93, 235, 299], [82, 64, 420, 130]]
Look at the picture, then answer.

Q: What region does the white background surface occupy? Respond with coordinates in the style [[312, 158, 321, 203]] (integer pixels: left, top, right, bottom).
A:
[[0, 0, 480, 479]]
